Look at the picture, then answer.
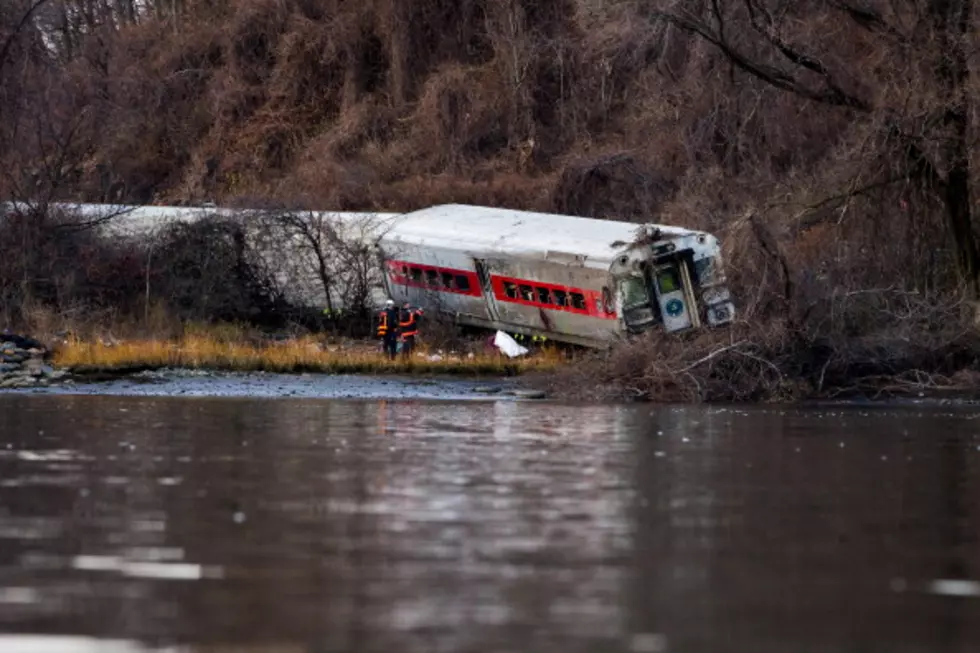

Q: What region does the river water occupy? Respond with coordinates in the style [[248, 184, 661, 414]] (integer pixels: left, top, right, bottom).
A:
[[0, 391, 978, 653]]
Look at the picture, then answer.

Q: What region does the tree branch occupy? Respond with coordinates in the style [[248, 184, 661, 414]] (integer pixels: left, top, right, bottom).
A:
[[650, 6, 872, 112], [827, 0, 904, 39], [745, 3, 836, 77], [0, 0, 51, 77], [791, 174, 907, 230], [674, 340, 747, 374]]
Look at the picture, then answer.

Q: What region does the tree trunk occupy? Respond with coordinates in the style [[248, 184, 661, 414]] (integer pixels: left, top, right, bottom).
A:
[[316, 251, 334, 313], [932, 0, 979, 296], [945, 146, 978, 296]]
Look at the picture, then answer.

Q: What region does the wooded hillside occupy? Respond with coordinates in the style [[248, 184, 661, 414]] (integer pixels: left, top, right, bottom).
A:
[[3, 1, 980, 399]]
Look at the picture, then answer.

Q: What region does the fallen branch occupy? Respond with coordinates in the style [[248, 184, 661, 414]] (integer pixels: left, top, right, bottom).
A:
[[733, 348, 783, 379], [674, 340, 747, 374], [823, 369, 966, 399]]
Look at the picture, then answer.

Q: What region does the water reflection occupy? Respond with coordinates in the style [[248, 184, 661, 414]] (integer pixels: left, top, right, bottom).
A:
[[0, 396, 978, 652]]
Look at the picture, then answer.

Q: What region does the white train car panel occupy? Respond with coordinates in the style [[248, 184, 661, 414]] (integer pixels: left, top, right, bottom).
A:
[[482, 258, 615, 338], [381, 241, 491, 324]]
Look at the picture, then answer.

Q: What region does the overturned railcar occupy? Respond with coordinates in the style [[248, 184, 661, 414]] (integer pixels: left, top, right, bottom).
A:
[[376, 205, 735, 348]]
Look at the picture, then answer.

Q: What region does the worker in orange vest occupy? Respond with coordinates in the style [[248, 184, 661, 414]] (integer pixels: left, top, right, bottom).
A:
[[399, 302, 423, 359], [377, 299, 400, 360]]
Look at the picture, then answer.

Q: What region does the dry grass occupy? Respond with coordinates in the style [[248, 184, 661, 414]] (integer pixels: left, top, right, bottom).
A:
[[52, 334, 565, 377]]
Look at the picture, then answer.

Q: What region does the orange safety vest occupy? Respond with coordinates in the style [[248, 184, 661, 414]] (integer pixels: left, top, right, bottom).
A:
[[377, 310, 390, 337], [399, 308, 419, 338]]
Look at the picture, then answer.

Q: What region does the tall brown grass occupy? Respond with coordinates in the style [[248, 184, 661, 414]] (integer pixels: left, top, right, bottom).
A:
[[53, 333, 564, 377]]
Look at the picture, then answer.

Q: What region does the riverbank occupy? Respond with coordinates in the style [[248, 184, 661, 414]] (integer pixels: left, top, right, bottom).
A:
[[0, 331, 555, 398], [8, 325, 980, 405], [525, 323, 980, 404]]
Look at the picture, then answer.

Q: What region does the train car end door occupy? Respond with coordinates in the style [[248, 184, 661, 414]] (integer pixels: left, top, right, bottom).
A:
[[473, 259, 501, 322], [652, 262, 699, 333]]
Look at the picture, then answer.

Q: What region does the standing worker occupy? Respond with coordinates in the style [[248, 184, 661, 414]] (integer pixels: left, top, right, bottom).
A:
[[377, 299, 400, 361], [399, 302, 423, 359]]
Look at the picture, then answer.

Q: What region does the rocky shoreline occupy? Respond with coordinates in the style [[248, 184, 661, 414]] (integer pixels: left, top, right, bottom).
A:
[[0, 333, 548, 397], [0, 334, 72, 389]]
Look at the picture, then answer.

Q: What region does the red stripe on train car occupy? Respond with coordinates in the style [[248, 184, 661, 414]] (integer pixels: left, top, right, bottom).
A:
[[386, 260, 482, 297], [490, 275, 617, 320]]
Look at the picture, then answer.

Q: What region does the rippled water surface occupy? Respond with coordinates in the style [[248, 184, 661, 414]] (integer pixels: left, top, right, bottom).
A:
[[1, 394, 978, 652]]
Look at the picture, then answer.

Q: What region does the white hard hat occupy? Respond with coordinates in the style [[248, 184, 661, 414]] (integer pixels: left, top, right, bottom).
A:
[[385, 299, 395, 306]]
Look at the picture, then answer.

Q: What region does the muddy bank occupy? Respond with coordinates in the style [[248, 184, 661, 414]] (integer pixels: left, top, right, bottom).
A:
[[4, 364, 976, 406], [2, 367, 541, 400]]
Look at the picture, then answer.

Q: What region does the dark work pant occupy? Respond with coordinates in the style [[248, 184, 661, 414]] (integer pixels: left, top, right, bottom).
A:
[[401, 335, 416, 358], [383, 335, 398, 360]]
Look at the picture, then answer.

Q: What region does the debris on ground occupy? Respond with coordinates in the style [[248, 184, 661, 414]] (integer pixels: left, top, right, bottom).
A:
[[493, 331, 529, 358]]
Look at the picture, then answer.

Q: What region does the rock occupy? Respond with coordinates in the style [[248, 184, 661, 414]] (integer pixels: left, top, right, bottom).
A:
[[1, 376, 34, 389], [1, 333, 45, 351], [1, 352, 26, 364], [512, 389, 547, 399], [24, 359, 45, 377], [0, 344, 70, 388]]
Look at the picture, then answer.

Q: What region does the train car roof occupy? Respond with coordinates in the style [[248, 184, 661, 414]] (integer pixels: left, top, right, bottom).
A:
[[380, 204, 698, 265], [5, 203, 401, 238], [4, 202, 701, 262]]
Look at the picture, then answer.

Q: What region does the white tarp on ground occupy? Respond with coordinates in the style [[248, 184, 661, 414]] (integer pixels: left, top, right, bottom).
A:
[[493, 330, 529, 358]]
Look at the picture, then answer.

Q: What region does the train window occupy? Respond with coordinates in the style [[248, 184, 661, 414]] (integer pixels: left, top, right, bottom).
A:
[[553, 289, 567, 306], [657, 268, 681, 294], [455, 275, 471, 291], [441, 272, 455, 288], [536, 287, 551, 304], [519, 284, 534, 301], [401, 265, 408, 276], [503, 281, 518, 299], [410, 268, 423, 283], [570, 292, 586, 310], [425, 270, 440, 287]]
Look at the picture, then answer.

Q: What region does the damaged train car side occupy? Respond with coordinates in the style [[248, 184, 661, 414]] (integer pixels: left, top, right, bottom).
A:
[[376, 205, 735, 348]]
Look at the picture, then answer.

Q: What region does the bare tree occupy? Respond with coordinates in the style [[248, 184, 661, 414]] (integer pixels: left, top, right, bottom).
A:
[[269, 210, 342, 313], [252, 209, 392, 335], [650, 0, 980, 295]]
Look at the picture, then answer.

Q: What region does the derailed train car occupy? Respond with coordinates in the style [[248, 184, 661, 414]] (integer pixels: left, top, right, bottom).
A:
[[376, 205, 735, 348], [4, 201, 735, 347]]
